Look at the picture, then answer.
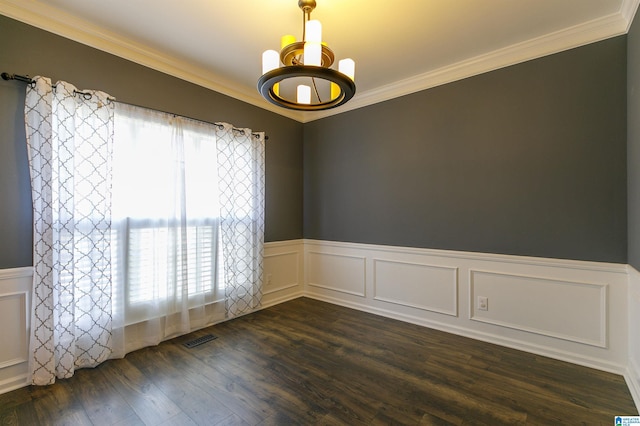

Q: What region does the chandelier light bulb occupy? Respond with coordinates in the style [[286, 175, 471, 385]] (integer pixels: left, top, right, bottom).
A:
[[281, 35, 296, 50], [339, 58, 355, 81], [304, 42, 322, 66], [304, 20, 322, 65], [297, 85, 311, 104], [262, 50, 279, 74], [305, 20, 322, 43]]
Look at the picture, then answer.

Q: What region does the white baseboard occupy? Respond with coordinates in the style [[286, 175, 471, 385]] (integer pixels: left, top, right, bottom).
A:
[[261, 290, 305, 310], [0, 373, 28, 394], [626, 360, 640, 412]]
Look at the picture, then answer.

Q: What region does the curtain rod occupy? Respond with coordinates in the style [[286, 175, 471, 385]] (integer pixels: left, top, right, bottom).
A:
[[1, 72, 268, 140]]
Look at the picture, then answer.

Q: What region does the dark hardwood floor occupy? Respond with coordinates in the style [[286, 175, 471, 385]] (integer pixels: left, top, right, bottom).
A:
[[0, 297, 637, 425]]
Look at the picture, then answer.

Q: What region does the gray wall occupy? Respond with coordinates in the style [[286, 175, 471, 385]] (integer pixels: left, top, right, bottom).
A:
[[0, 14, 630, 268], [304, 36, 627, 263], [629, 13, 640, 270], [0, 15, 304, 268]]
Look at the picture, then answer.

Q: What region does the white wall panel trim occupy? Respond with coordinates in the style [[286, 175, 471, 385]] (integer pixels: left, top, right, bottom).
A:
[[627, 265, 640, 410], [262, 240, 304, 307], [0, 268, 33, 396], [0, 291, 29, 369], [302, 239, 629, 377], [2, 241, 637, 410], [307, 251, 367, 297], [469, 269, 608, 348], [373, 258, 458, 316], [264, 251, 300, 295]]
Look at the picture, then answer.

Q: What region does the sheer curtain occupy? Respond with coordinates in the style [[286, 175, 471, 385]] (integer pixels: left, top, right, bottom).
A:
[[25, 77, 115, 385], [24, 78, 265, 385], [111, 104, 226, 353], [112, 107, 266, 343]]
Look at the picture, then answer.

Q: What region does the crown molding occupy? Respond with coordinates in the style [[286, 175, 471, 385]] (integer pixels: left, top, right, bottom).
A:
[[1, 0, 637, 124], [305, 3, 638, 122], [0, 0, 306, 122], [622, 0, 640, 31]]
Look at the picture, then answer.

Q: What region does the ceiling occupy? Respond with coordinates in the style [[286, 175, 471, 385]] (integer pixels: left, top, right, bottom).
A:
[[1, 0, 638, 122]]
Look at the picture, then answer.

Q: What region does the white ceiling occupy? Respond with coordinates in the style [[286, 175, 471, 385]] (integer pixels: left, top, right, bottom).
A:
[[1, 0, 638, 122]]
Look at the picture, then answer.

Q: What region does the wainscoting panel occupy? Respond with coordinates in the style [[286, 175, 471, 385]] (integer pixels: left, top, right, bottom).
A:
[[627, 266, 640, 410], [264, 252, 299, 294], [0, 292, 29, 368], [470, 270, 607, 347], [0, 267, 32, 394], [303, 239, 629, 375], [373, 259, 458, 316], [262, 240, 304, 307], [307, 251, 366, 297]]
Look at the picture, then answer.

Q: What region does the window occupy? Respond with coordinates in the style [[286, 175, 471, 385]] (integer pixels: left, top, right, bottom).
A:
[[112, 104, 224, 324]]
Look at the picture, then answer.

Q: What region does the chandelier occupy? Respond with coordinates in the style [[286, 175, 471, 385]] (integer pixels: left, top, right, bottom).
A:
[[258, 0, 356, 111]]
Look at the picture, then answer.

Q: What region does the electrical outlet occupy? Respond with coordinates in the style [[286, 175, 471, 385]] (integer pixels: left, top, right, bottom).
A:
[[477, 296, 488, 311], [266, 274, 272, 285]]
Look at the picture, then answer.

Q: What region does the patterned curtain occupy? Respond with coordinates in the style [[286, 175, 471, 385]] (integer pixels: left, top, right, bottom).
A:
[[24, 77, 115, 385], [215, 123, 265, 318]]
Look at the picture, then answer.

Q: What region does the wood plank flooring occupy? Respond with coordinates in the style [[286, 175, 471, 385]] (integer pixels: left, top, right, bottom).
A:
[[0, 297, 637, 425]]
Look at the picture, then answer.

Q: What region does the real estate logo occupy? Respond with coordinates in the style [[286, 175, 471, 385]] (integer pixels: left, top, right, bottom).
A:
[[616, 416, 640, 425]]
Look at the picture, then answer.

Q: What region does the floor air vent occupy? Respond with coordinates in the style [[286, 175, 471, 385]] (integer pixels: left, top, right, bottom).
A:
[[183, 334, 218, 348]]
